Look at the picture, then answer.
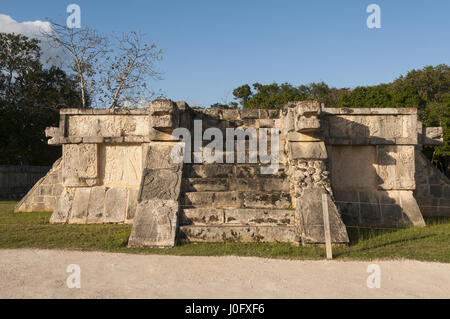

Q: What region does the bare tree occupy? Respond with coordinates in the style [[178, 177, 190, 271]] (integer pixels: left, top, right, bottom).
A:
[[99, 31, 162, 108], [42, 23, 163, 109], [41, 23, 107, 108]]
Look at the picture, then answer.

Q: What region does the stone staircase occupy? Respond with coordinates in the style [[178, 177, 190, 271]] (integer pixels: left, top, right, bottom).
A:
[[177, 111, 299, 244]]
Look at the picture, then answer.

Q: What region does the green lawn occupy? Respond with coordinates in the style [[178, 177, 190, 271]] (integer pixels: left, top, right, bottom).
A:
[[1, 201, 449, 262]]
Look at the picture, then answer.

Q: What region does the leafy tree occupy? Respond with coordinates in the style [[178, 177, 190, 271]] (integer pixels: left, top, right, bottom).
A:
[[229, 82, 350, 109], [338, 84, 395, 108], [210, 102, 238, 109], [0, 33, 41, 106], [0, 32, 82, 165], [232, 84, 252, 108], [224, 64, 448, 175]]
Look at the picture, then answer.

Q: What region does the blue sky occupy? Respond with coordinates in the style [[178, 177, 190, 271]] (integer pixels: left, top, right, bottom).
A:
[[1, 0, 449, 106]]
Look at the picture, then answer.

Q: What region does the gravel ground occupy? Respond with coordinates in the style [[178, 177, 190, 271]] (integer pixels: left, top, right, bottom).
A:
[[0, 249, 448, 299]]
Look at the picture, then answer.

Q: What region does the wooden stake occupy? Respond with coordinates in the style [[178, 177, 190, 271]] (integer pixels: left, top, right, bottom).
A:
[[321, 193, 333, 260]]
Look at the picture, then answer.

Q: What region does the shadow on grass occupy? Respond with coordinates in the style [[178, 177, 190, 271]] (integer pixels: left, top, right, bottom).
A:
[[346, 227, 399, 245], [334, 233, 436, 257]]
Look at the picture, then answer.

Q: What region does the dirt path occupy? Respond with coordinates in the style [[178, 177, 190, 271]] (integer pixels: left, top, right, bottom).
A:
[[0, 249, 448, 298]]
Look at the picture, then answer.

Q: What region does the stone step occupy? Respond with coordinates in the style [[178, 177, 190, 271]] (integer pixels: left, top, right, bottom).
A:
[[183, 164, 287, 178], [178, 225, 300, 243], [181, 191, 292, 209], [182, 177, 290, 192], [180, 208, 295, 226], [184, 148, 282, 166]]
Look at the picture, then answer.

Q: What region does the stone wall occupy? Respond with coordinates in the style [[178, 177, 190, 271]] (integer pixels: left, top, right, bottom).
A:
[[14, 159, 62, 212], [414, 150, 450, 217], [281, 101, 349, 243], [322, 107, 425, 227], [0, 165, 50, 200], [42, 108, 150, 224]]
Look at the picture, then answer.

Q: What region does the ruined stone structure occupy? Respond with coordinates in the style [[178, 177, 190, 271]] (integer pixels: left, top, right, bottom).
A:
[[15, 99, 447, 247]]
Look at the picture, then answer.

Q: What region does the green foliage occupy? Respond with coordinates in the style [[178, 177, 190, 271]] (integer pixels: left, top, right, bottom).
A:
[[222, 64, 449, 173], [230, 82, 349, 109], [0, 32, 83, 165], [338, 84, 392, 108], [210, 102, 239, 109], [392, 66, 450, 170]]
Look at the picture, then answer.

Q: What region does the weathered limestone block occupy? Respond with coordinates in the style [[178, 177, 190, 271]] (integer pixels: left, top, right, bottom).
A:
[[68, 187, 91, 224], [282, 100, 321, 133], [370, 115, 403, 141], [139, 143, 183, 200], [325, 113, 417, 145], [414, 151, 450, 217], [50, 187, 75, 224], [126, 188, 139, 222], [63, 144, 99, 187], [151, 115, 172, 129], [280, 107, 295, 132], [289, 142, 328, 160], [178, 225, 299, 243], [296, 188, 349, 244], [223, 209, 294, 226], [87, 186, 106, 224], [220, 109, 240, 121], [15, 158, 63, 213], [43, 196, 56, 211], [240, 109, 259, 119], [139, 169, 182, 201], [104, 188, 127, 223], [376, 145, 415, 190], [99, 144, 143, 186], [285, 102, 349, 244], [334, 190, 425, 227], [180, 208, 225, 225], [67, 115, 149, 137], [293, 100, 321, 115], [149, 99, 179, 133], [384, 190, 425, 226], [258, 119, 276, 128], [400, 114, 418, 144], [288, 159, 332, 198], [147, 143, 182, 170], [175, 101, 191, 130], [45, 126, 63, 145], [128, 142, 184, 247], [327, 116, 370, 141], [241, 192, 291, 209], [328, 145, 378, 190], [419, 126, 444, 145], [287, 132, 321, 142], [295, 117, 321, 132], [128, 199, 179, 247]]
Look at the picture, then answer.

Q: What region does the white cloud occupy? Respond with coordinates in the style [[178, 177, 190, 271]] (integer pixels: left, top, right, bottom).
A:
[[0, 14, 51, 36], [0, 14, 64, 66]]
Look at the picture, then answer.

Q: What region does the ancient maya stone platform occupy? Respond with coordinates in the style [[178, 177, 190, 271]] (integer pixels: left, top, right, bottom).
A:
[[15, 100, 448, 247]]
